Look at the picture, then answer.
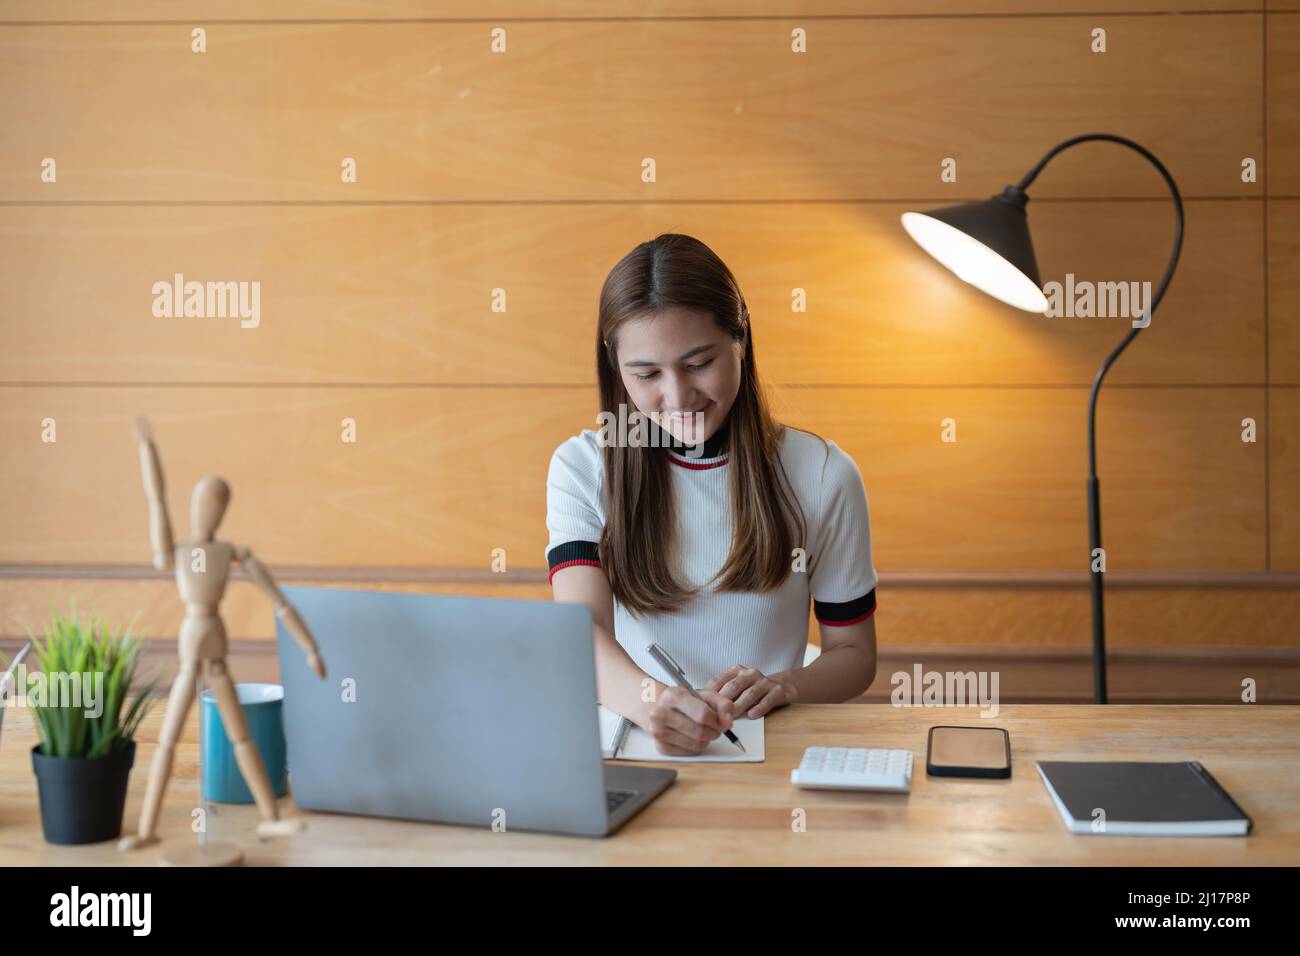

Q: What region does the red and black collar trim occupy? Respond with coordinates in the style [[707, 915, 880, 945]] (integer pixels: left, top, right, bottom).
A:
[[656, 417, 731, 470], [669, 452, 728, 470]]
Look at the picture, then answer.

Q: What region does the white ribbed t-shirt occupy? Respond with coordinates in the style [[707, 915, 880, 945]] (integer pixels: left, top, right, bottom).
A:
[[544, 419, 878, 687]]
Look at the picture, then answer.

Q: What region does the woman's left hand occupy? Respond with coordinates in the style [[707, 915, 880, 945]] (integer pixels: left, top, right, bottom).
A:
[[704, 664, 799, 720]]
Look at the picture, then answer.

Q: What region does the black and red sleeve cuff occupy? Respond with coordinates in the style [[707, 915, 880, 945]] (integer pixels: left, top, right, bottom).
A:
[[813, 588, 877, 627], [546, 540, 602, 584]]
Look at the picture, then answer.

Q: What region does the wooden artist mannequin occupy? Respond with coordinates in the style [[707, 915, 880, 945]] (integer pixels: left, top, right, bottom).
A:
[[118, 417, 326, 863]]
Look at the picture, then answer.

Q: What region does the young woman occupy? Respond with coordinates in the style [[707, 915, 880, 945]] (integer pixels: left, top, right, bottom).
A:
[[546, 233, 878, 756]]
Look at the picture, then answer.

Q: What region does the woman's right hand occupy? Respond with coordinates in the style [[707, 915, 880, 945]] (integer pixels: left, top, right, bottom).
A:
[[646, 686, 734, 755]]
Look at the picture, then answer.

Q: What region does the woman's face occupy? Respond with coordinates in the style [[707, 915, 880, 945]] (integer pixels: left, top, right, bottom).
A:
[[613, 306, 745, 445]]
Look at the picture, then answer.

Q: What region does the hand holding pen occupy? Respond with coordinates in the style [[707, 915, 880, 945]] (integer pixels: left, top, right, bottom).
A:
[[646, 643, 747, 755]]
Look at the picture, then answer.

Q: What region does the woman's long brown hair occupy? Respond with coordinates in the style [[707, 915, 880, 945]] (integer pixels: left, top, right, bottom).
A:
[[596, 233, 813, 618]]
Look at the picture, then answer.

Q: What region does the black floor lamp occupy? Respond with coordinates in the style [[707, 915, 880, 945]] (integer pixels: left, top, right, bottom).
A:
[[900, 133, 1185, 704]]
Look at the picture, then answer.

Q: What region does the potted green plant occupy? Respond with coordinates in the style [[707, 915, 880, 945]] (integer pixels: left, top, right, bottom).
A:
[[25, 604, 156, 845]]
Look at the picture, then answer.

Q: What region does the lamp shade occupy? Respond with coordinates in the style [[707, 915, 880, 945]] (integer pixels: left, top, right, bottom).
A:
[[901, 186, 1049, 313]]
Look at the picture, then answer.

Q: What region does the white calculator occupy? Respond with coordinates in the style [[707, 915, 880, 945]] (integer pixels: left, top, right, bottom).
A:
[[791, 747, 913, 792]]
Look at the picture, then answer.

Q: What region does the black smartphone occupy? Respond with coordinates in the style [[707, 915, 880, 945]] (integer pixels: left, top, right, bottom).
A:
[[926, 725, 1011, 778]]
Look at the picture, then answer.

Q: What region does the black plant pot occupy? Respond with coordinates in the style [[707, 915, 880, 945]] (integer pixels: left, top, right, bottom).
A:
[[31, 741, 135, 845]]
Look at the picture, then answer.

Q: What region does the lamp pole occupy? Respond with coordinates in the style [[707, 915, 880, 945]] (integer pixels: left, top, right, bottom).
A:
[[1010, 134, 1185, 703]]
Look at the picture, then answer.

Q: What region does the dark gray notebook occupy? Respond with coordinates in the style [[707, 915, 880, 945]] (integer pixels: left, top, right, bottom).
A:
[[1036, 761, 1252, 836]]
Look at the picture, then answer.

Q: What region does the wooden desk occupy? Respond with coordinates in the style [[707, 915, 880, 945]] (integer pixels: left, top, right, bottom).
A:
[[3, 703, 1297, 865]]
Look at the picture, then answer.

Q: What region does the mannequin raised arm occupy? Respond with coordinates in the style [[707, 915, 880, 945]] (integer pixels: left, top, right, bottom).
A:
[[235, 546, 326, 678], [132, 416, 175, 571]]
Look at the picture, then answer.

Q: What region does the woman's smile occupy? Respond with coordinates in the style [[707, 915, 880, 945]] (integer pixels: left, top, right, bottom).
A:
[[669, 404, 709, 421]]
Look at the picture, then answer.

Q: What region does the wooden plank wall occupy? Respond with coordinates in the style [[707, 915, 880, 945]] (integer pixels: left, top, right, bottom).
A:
[[1, 2, 1296, 700]]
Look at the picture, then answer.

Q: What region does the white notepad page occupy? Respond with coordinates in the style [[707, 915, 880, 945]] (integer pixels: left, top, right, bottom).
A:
[[598, 703, 764, 762]]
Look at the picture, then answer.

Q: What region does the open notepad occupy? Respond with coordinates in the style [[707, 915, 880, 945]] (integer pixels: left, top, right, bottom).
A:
[[598, 703, 764, 762]]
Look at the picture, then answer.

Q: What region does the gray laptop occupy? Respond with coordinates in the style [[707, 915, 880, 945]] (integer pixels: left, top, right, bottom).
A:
[[275, 586, 675, 837]]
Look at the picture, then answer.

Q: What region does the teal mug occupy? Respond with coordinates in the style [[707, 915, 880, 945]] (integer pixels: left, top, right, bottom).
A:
[[201, 682, 288, 804]]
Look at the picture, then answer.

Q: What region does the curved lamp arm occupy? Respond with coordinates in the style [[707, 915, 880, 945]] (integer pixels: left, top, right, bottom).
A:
[[1017, 133, 1185, 476], [1017, 134, 1185, 703]]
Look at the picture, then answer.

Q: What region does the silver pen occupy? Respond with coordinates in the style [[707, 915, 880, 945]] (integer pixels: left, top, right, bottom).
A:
[[610, 715, 632, 758], [646, 642, 745, 753]]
